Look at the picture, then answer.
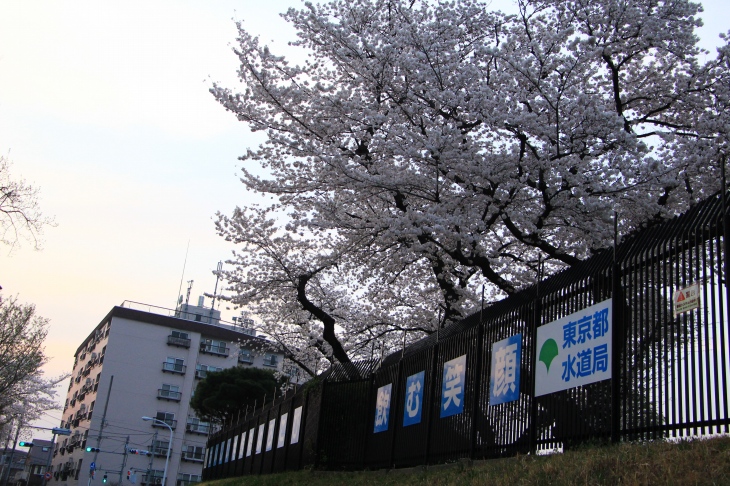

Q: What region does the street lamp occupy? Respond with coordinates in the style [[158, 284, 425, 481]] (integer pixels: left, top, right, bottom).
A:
[[141, 417, 172, 486]]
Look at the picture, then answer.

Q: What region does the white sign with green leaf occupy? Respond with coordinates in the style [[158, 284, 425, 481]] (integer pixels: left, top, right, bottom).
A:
[[535, 299, 612, 397]]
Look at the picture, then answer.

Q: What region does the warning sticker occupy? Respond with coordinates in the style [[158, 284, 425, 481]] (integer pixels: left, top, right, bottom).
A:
[[673, 282, 700, 317]]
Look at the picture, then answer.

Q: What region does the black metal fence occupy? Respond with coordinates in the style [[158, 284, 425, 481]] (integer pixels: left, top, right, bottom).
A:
[[203, 191, 730, 478]]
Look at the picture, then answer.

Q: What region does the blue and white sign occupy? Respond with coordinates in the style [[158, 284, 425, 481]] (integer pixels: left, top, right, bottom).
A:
[[403, 371, 425, 427], [440, 354, 466, 418], [266, 418, 276, 452], [489, 334, 522, 406], [535, 299, 612, 397], [290, 406, 302, 445], [277, 413, 288, 449], [373, 383, 392, 433]]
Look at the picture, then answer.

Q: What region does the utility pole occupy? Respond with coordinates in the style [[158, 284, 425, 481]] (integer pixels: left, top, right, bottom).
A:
[[144, 433, 156, 485], [2, 416, 23, 486], [88, 376, 114, 486], [0, 418, 13, 484], [118, 437, 129, 484]]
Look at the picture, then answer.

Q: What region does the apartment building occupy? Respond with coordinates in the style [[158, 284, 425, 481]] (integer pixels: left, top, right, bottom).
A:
[[50, 301, 283, 486]]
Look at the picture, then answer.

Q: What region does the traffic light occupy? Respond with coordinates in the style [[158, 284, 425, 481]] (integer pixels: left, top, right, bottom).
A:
[[86, 447, 100, 452], [127, 449, 151, 456], [103, 475, 107, 483], [18, 442, 33, 447]]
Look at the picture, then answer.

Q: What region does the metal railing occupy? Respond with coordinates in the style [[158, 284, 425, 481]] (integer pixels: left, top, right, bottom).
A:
[[151, 419, 177, 430], [157, 389, 182, 401], [200, 344, 229, 357], [162, 362, 186, 374], [167, 335, 191, 348], [202, 191, 730, 477], [185, 422, 210, 435]]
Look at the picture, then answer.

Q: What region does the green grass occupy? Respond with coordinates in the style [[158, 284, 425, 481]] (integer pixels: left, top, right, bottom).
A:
[[203, 436, 730, 485]]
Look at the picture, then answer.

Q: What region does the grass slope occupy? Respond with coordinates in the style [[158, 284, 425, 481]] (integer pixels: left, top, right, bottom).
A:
[[204, 436, 730, 486]]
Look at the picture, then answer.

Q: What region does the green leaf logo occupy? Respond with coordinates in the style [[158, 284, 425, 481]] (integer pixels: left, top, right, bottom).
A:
[[539, 338, 559, 373]]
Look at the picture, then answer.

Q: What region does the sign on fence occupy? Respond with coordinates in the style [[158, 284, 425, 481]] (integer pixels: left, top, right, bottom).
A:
[[246, 428, 254, 457], [535, 299, 612, 397], [489, 334, 522, 406], [256, 424, 264, 454], [403, 371, 425, 427], [374, 383, 393, 433], [673, 282, 701, 317], [441, 355, 466, 418], [266, 419, 276, 451], [277, 413, 288, 448], [290, 406, 302, 444]]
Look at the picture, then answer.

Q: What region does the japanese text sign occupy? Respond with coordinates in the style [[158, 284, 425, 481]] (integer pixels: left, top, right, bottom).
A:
[[535, 299, 612, 397], [441, 354, 466, 418], [373, 383, 392, 433], [403, 371, 425, 427], [489, 334, 522, 405]]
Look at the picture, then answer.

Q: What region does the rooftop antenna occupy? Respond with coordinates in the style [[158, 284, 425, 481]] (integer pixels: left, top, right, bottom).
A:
[[185, 280, 194, 306], [209, 261, 223, 319], [175, 240, 190, 309]]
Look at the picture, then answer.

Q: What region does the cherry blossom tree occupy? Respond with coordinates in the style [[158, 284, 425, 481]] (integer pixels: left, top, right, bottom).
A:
[[212, 0, 730, 372], [0, 295, 65, 429], [0, 156, 54, 251]]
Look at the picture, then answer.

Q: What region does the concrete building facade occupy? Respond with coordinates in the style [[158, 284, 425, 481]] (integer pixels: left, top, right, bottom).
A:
[[50, 302, 283, 486]]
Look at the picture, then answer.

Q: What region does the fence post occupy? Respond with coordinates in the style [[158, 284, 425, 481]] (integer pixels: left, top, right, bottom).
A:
[[389, 359, 404, 468], [424, 340, 440, 465], [298, 388, 311, 470], [529, 294, 541, 452], [611, 216, 623, 443], [469, 317, 485, 460], [361, 372, 377, 469]]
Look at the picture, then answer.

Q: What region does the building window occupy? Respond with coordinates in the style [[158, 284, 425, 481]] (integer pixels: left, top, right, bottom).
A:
[[153, 411, 177, 429], [162, 357, 186, 374], [181, 445, 204, 462], [194, 364, 222, 380], [167, 331, 191, 348], [262, 353, 278, 367], [158, 384, 182, 401], [177, 473, 201, 486], [151, 440, 170, 457], [185, 417, 210, 435], [200, 339, 229, 357], [238, 348, 253, 364]]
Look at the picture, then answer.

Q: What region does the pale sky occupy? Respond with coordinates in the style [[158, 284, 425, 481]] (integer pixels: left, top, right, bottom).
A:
[[0, 0, 726, 439]]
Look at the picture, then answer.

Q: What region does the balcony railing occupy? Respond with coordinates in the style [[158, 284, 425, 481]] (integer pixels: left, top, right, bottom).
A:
[[151, 445, 170, 457], [157, 389, 182, 401], [185, 423, 210, 435], [177, 479, 201, 486], [141, 474, 164, 485], [161, 362, 186, 374], [181, 450, 204, 462], [167, 335, 191, 348], [199, 344, 229, 357], [151, 419, 177, 430]]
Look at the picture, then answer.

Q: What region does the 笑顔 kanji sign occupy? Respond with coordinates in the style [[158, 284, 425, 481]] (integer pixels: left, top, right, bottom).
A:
[[489, 334, 522, 406], [440, 355, 466, 418], [535, 299, 612, 397]]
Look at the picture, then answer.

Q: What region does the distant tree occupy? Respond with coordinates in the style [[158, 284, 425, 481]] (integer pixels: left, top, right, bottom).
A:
[[0, 155, 54, 250], [190, 367, 285, 425], [213, 0, 730, 369], [0, 295, 63, 427]]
